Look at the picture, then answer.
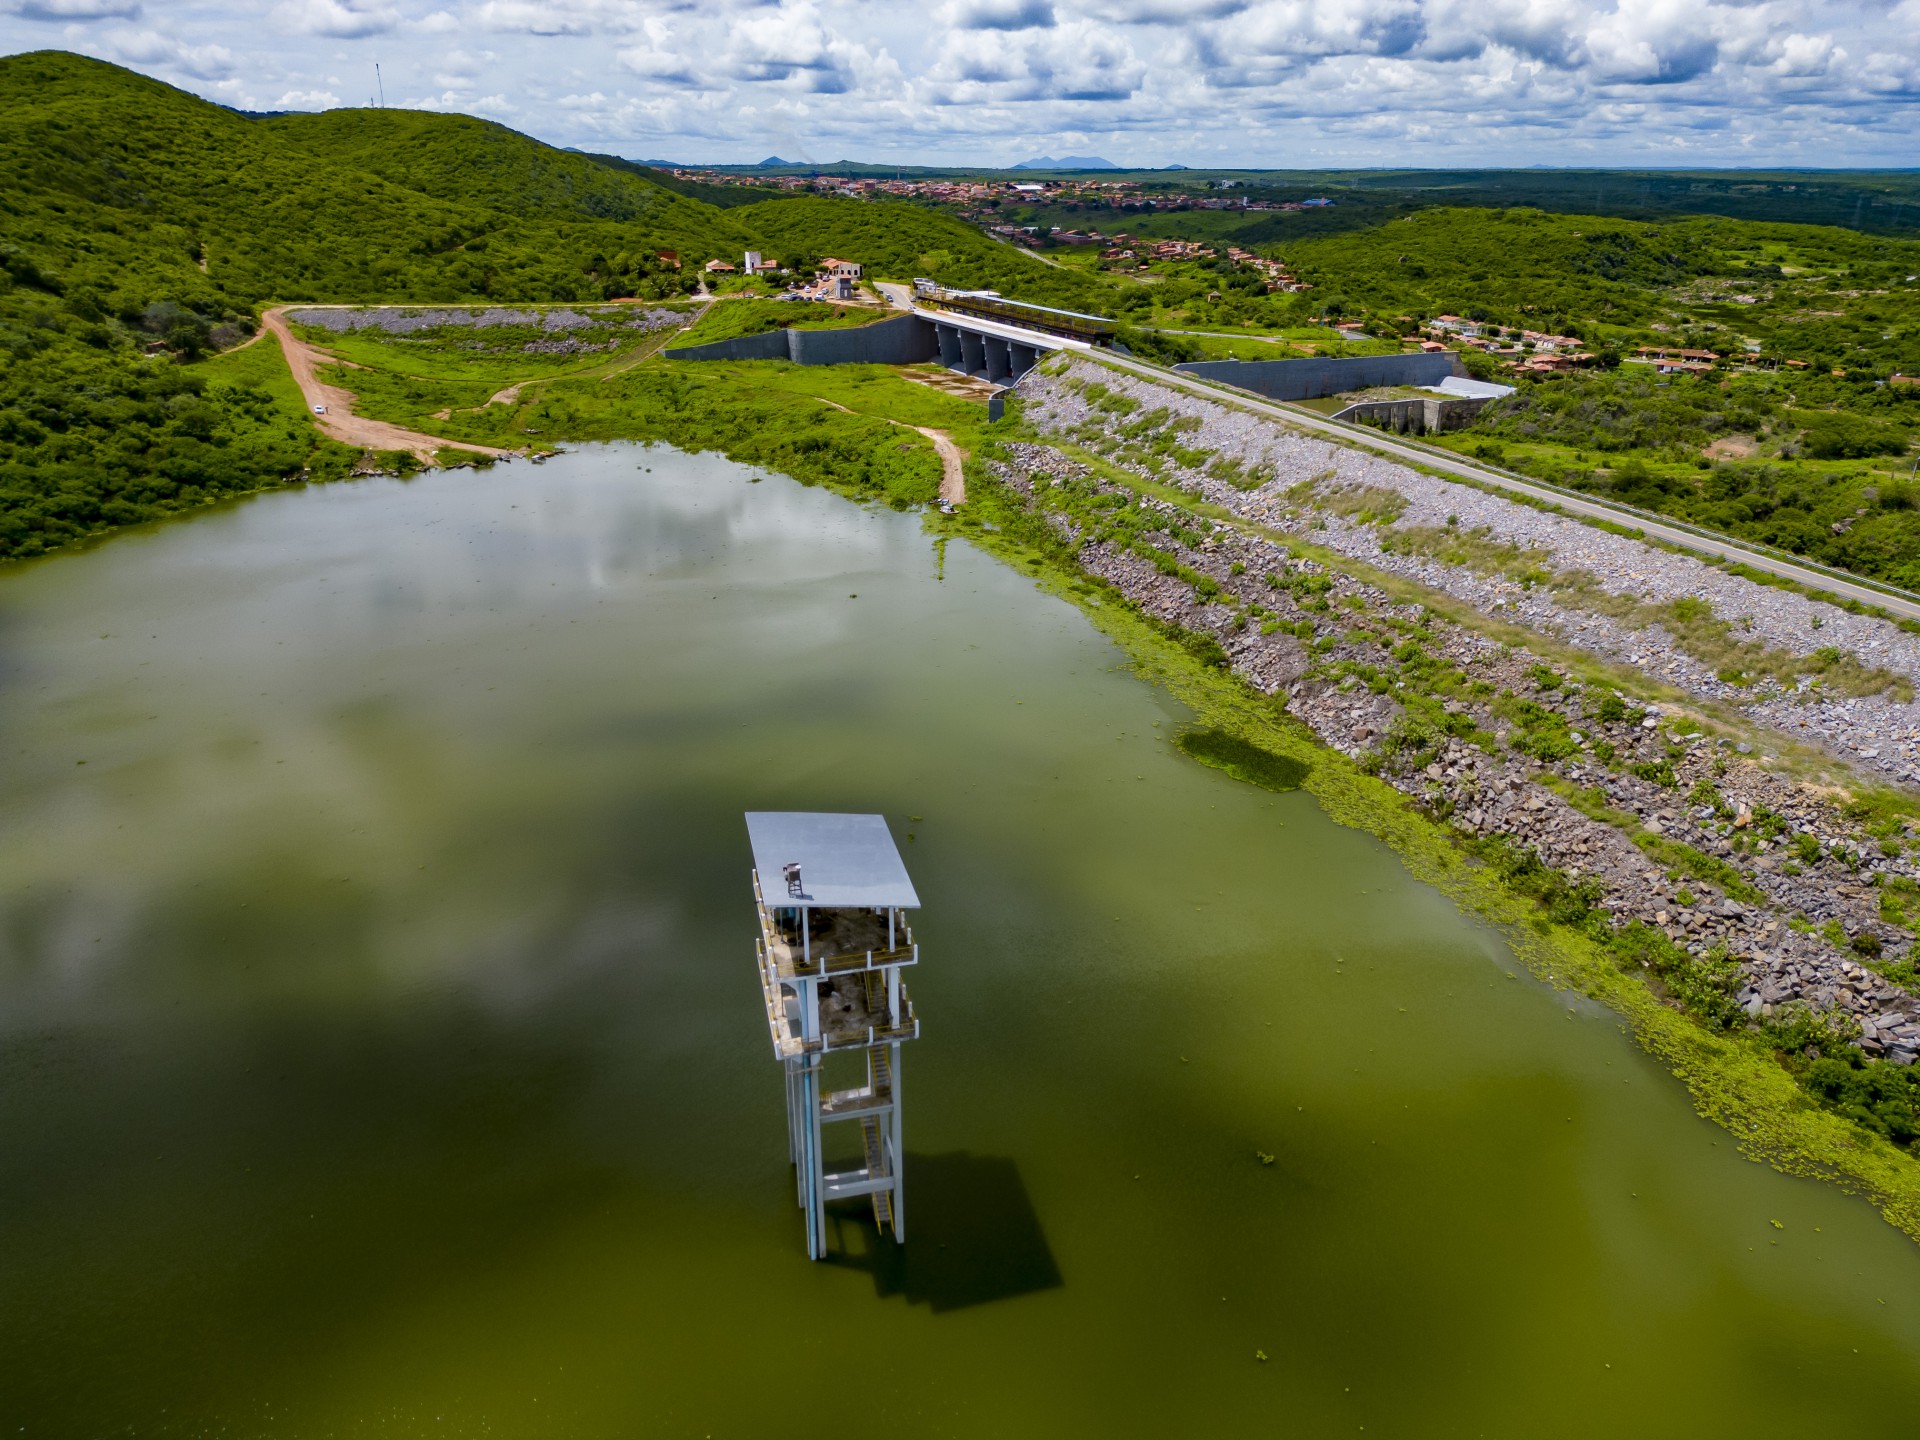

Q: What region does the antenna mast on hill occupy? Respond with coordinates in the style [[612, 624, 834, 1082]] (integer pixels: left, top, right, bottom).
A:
[[375, 63, 385, 108]]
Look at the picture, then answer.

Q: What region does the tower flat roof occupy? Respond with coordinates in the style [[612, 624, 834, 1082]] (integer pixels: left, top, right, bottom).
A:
[[745, 811, 921, 909]]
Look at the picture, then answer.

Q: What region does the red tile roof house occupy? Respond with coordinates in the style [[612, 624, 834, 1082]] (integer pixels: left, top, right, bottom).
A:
[[1637, 346, 1721, 362]]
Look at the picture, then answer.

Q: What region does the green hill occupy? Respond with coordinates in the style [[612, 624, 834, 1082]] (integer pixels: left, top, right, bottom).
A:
[[582, 152, 786, 210], [0, 52, 1147, 559], [730, 196, 1118, 311], [0, 50, 762, 560], [0, 51, 744, 312], [1276, 206, 1920, 364], [257, 109, 746, 242]]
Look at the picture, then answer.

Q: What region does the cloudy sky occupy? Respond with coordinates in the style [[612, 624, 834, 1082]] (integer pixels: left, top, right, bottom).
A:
[[5, 0, 1918, 166]]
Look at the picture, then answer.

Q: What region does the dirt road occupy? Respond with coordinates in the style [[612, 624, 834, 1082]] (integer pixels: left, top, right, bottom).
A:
[[816, 396, 966, 503], [260, 307, 515, 462], [916, 426, 966, 503]]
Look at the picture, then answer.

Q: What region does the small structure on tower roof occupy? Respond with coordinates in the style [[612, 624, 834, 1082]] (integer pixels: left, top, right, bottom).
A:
[[746, 811, 920, 1259]]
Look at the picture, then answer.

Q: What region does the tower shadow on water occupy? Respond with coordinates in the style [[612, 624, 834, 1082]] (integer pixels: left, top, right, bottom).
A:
[[824, 1151, 1063, 1313]]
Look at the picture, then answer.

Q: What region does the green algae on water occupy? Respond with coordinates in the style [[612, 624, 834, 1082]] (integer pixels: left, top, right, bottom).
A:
[[943, 458, 1920, 1245]]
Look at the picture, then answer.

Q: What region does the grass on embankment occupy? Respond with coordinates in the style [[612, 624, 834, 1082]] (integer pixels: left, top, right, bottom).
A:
[[289, 311, 991, 465], [306, 328, 992, 509], [937, 411, 1920, 1242], [672, 298, 878, 346], [194, 336, 366, 484]]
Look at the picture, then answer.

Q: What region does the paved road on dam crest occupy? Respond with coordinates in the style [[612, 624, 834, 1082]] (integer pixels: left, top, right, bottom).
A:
[[1089, 349, 1920, 625]]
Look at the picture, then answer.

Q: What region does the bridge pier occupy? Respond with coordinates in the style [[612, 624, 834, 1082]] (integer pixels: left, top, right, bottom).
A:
[[925, 312, 1055, 386], [958, 328, 987, 380], [983, 336, 1013, 386]]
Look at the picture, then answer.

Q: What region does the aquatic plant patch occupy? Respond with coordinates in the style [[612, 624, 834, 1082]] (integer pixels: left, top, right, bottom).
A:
[[1175, 727, 1310, 791]]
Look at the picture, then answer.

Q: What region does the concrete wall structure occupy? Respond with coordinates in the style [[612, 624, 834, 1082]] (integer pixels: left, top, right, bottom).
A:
[[1172, 352, 1463, 401], [944, 322, 1042, 385], [666, 313, 939, 366], [665, 309, 1051, 391], [791, 315, 938, 366], [1332, 395, 1489, 434], [666, 326, 794, 363]]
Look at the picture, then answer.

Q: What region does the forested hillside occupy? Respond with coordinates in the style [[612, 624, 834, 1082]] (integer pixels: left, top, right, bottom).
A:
[[993, 168, 1920, 251], [0, 51, 1078, 560], [586, 152, 786, 209], [1279, 207, 1920, 375], [731, 196, 1116, 311], [1248, 167, 1920, 238], [258, 109, 743, 238]]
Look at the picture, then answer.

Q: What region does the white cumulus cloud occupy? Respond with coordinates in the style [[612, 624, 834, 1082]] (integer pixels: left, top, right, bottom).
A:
[[275, 0, 398, 38], [94, 24, 236, 78], [946, 0, 1058, 27], [9, 0, 140, 19], [0, 0, 1914, 164]]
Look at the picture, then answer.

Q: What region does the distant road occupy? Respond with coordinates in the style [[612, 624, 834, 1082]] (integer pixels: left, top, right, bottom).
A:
[[1092, 350, 1920, 624]]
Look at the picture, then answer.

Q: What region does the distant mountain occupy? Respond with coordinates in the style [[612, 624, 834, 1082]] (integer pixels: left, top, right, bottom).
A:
[[1014, 155, 1118, 170], [758, 155, 790, 166], [585, 151, 781, 208]]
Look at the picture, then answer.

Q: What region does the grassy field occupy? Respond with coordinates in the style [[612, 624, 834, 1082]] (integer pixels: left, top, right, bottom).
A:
[[292, 316, 993, 511], [671, 298, 877, 346], [1159, 332, 1304, 360]]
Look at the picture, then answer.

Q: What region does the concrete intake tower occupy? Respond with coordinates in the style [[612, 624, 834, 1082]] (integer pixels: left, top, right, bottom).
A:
[[745, 812, 921, 1259]]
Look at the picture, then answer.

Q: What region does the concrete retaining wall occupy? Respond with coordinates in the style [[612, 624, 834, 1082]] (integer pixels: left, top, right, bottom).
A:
[[665, 313, 938, 366], [1172, 352, 1462, 401], [664, 327, 793, 363], [790, 314, 938, 365], [1331, 395, 1489, 434]]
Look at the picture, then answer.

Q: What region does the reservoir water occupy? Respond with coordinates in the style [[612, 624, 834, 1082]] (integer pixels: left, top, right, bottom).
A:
[[4, 443, 1920, 1436]]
